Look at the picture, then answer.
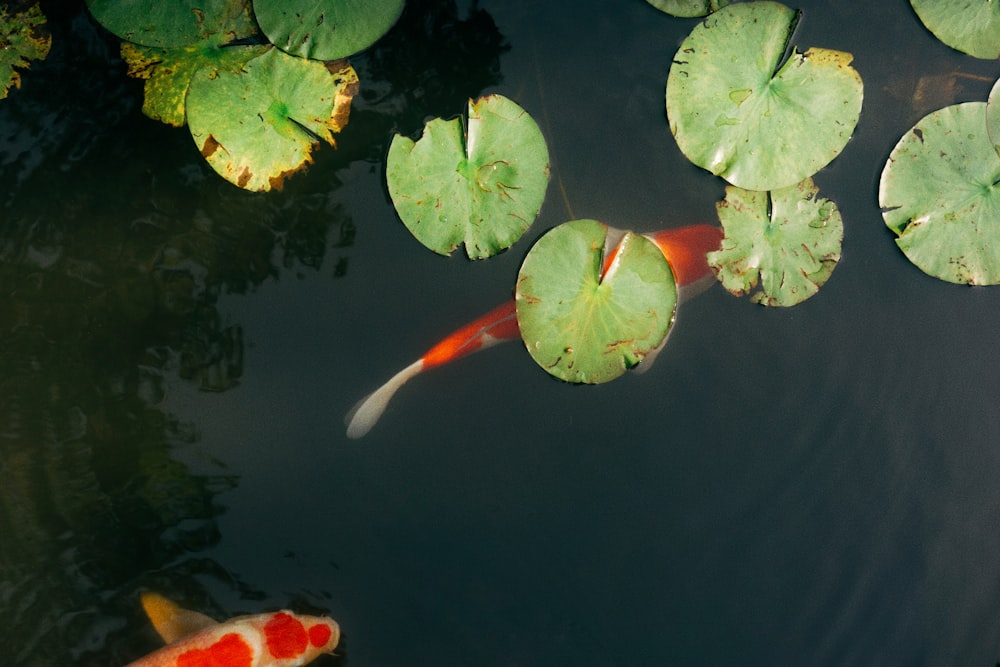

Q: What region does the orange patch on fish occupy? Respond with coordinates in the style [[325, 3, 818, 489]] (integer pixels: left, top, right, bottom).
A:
[[264, 612, 308, 659], [176, 633, 253, 667]]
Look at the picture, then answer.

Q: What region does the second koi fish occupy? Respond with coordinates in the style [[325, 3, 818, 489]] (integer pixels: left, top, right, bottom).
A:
[[345, 223, 723, 439]]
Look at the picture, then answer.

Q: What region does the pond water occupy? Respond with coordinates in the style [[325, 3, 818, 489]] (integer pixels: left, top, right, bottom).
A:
[[3, 1, 1000, 665]]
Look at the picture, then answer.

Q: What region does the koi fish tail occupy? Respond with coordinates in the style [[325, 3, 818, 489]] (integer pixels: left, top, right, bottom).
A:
[[345, 359, 425, 439]]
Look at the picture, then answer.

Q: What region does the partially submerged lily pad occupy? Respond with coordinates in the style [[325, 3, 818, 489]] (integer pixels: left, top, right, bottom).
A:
[[254, 0, 404, 60], [880, 102, 1000, 285], [187, 48, 358, 191], [708, 178, 842, 306], [666, 1, 863, 192], [0, 2, 51, 99], [515, 219, 677, 384], [645, 0, 732, 18], [87, 0, 252, 48], [386, 94, 550, 259], [910, 0, 1000, 60]]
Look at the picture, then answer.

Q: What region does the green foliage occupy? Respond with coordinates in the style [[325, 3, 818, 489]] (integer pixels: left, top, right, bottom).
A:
[[666, 1, 863, 192], [645, 0, 731, 19], [515, 220, 677, 384], [254, 0, 404, 60], [86, 0, 252, 48], [187, 48, 359, 192], [880, 101, 1000, 285], [386, 94, 550, 259], [0, 2, 51, 99], [910, 0, 1000, 60], [709, 178, 843, 306]]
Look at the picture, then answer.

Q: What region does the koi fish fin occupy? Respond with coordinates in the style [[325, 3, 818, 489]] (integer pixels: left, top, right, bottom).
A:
[[140, 592, 218, 645], [345, 359, 424, 439]]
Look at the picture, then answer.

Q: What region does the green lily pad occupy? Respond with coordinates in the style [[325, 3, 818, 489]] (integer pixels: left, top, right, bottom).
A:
[[187, 47, 358, 191], [386, 94, 550, 259], [910, 0, 1000, 60], [645, 0, 732, 18], [122, 36, 264, 127], [0, 3, 51, 99], [254, 0, 404, 60], [666, 1, 863, 192], [86, 0, 251, 48], [880, 102, 1000, 285], [987, 78, 1000, 158], [708, 178, 842, 306], [515, 219, 677, 384]]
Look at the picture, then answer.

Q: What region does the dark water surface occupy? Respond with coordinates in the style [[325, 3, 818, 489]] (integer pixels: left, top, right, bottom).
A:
[[3, 1, 1000, 665]]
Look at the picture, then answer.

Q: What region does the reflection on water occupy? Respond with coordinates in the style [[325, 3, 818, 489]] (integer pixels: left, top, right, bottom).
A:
[[0, 0, 505, 664], [4, 1, 1000, 665]]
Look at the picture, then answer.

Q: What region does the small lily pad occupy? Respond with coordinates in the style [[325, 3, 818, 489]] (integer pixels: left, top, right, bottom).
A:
[[187, 47, 358, 191], [880, 102, 1000, 285], [708, 178, 842, 306], [515, 219, 677, 384], [86, 0, 251, 48], [386, 94, 550, 259], [645, 0, 732, 18], [666, 1, 863, 192], [0, 3, 51, 99], [254, 0, 404, 60], [910, 0, 1000, 60]]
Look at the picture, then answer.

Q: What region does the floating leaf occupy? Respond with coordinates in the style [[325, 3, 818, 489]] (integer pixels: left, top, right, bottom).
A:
[[515, 219, 676, 384], [0, 3, 51, 99], [708, 178, 842, 306], [666, 1, 863, 192], [910, 0, 1000, 60], [86, 0, 252, 49], [987, 78, 1000, 158], [254, 0, 404, 60], [386, 94, 550, 259], [186, 47, 358, 191], [880, 102, 1000, 285], [645, 0, 732, 18], [122, 38, 265, 127]]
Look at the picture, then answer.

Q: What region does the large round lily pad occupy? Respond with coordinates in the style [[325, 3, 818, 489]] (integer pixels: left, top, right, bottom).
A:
[[666, 1, 863, 192], [645, 0, 732, 18], [254, 0, 404, 60], [880, 102, 1000, 285], [515, 219, 677, 384], [708, 178, 843, 306], [186, 48, 358, 192], [86, 0, 251, 48], [910, 0, 1000, 60], [386, 94, 550, 260]]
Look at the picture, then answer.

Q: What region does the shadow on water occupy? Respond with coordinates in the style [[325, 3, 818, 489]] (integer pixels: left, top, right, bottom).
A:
[[0, 0, 506, 664]]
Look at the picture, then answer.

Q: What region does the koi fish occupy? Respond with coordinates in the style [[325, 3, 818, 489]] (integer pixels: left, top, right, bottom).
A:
[[125, 592, 340, 667], [345, 223, 723, 439]]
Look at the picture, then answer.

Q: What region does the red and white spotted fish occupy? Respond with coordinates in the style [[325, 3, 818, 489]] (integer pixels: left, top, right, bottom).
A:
[[125, 592, 340, 667], [345, 223, 723, 439]]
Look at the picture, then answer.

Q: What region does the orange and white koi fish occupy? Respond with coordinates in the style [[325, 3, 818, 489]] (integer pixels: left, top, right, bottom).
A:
[[345, 223, 723, 439], [125, 592, 339, 667]]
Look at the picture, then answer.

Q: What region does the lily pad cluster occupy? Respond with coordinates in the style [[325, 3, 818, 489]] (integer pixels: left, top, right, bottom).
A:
[[666, 1, 859, 306], [0, 2, 51, 99], [86, 0, 404, 190], [880, 88, 1000, 285]]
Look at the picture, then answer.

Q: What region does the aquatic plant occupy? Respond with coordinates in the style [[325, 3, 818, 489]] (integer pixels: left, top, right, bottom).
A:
[[0, 2, 50, 99]]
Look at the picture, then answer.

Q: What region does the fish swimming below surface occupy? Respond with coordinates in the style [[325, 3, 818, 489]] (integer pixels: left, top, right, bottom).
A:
[[125, 592, 340, 667], [345, 223, 724, 439]]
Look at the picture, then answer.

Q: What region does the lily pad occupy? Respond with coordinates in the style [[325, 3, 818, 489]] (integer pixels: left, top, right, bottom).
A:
[[879, 102, 1000, 285], [666, 1, 863, 192], [386, 94, 550, 259], [515, 219, 677, 384], [987, 78, 1000, 158], [0, 3, 51, 99], [122, 37, 264, 127], [254, 0, 404, 60], [86, 0, 251, 48], [910, 0, 1000, 60], [645, 0, 732, 18], [187, 47, 358, 191], [708, 178, 842, 306]]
